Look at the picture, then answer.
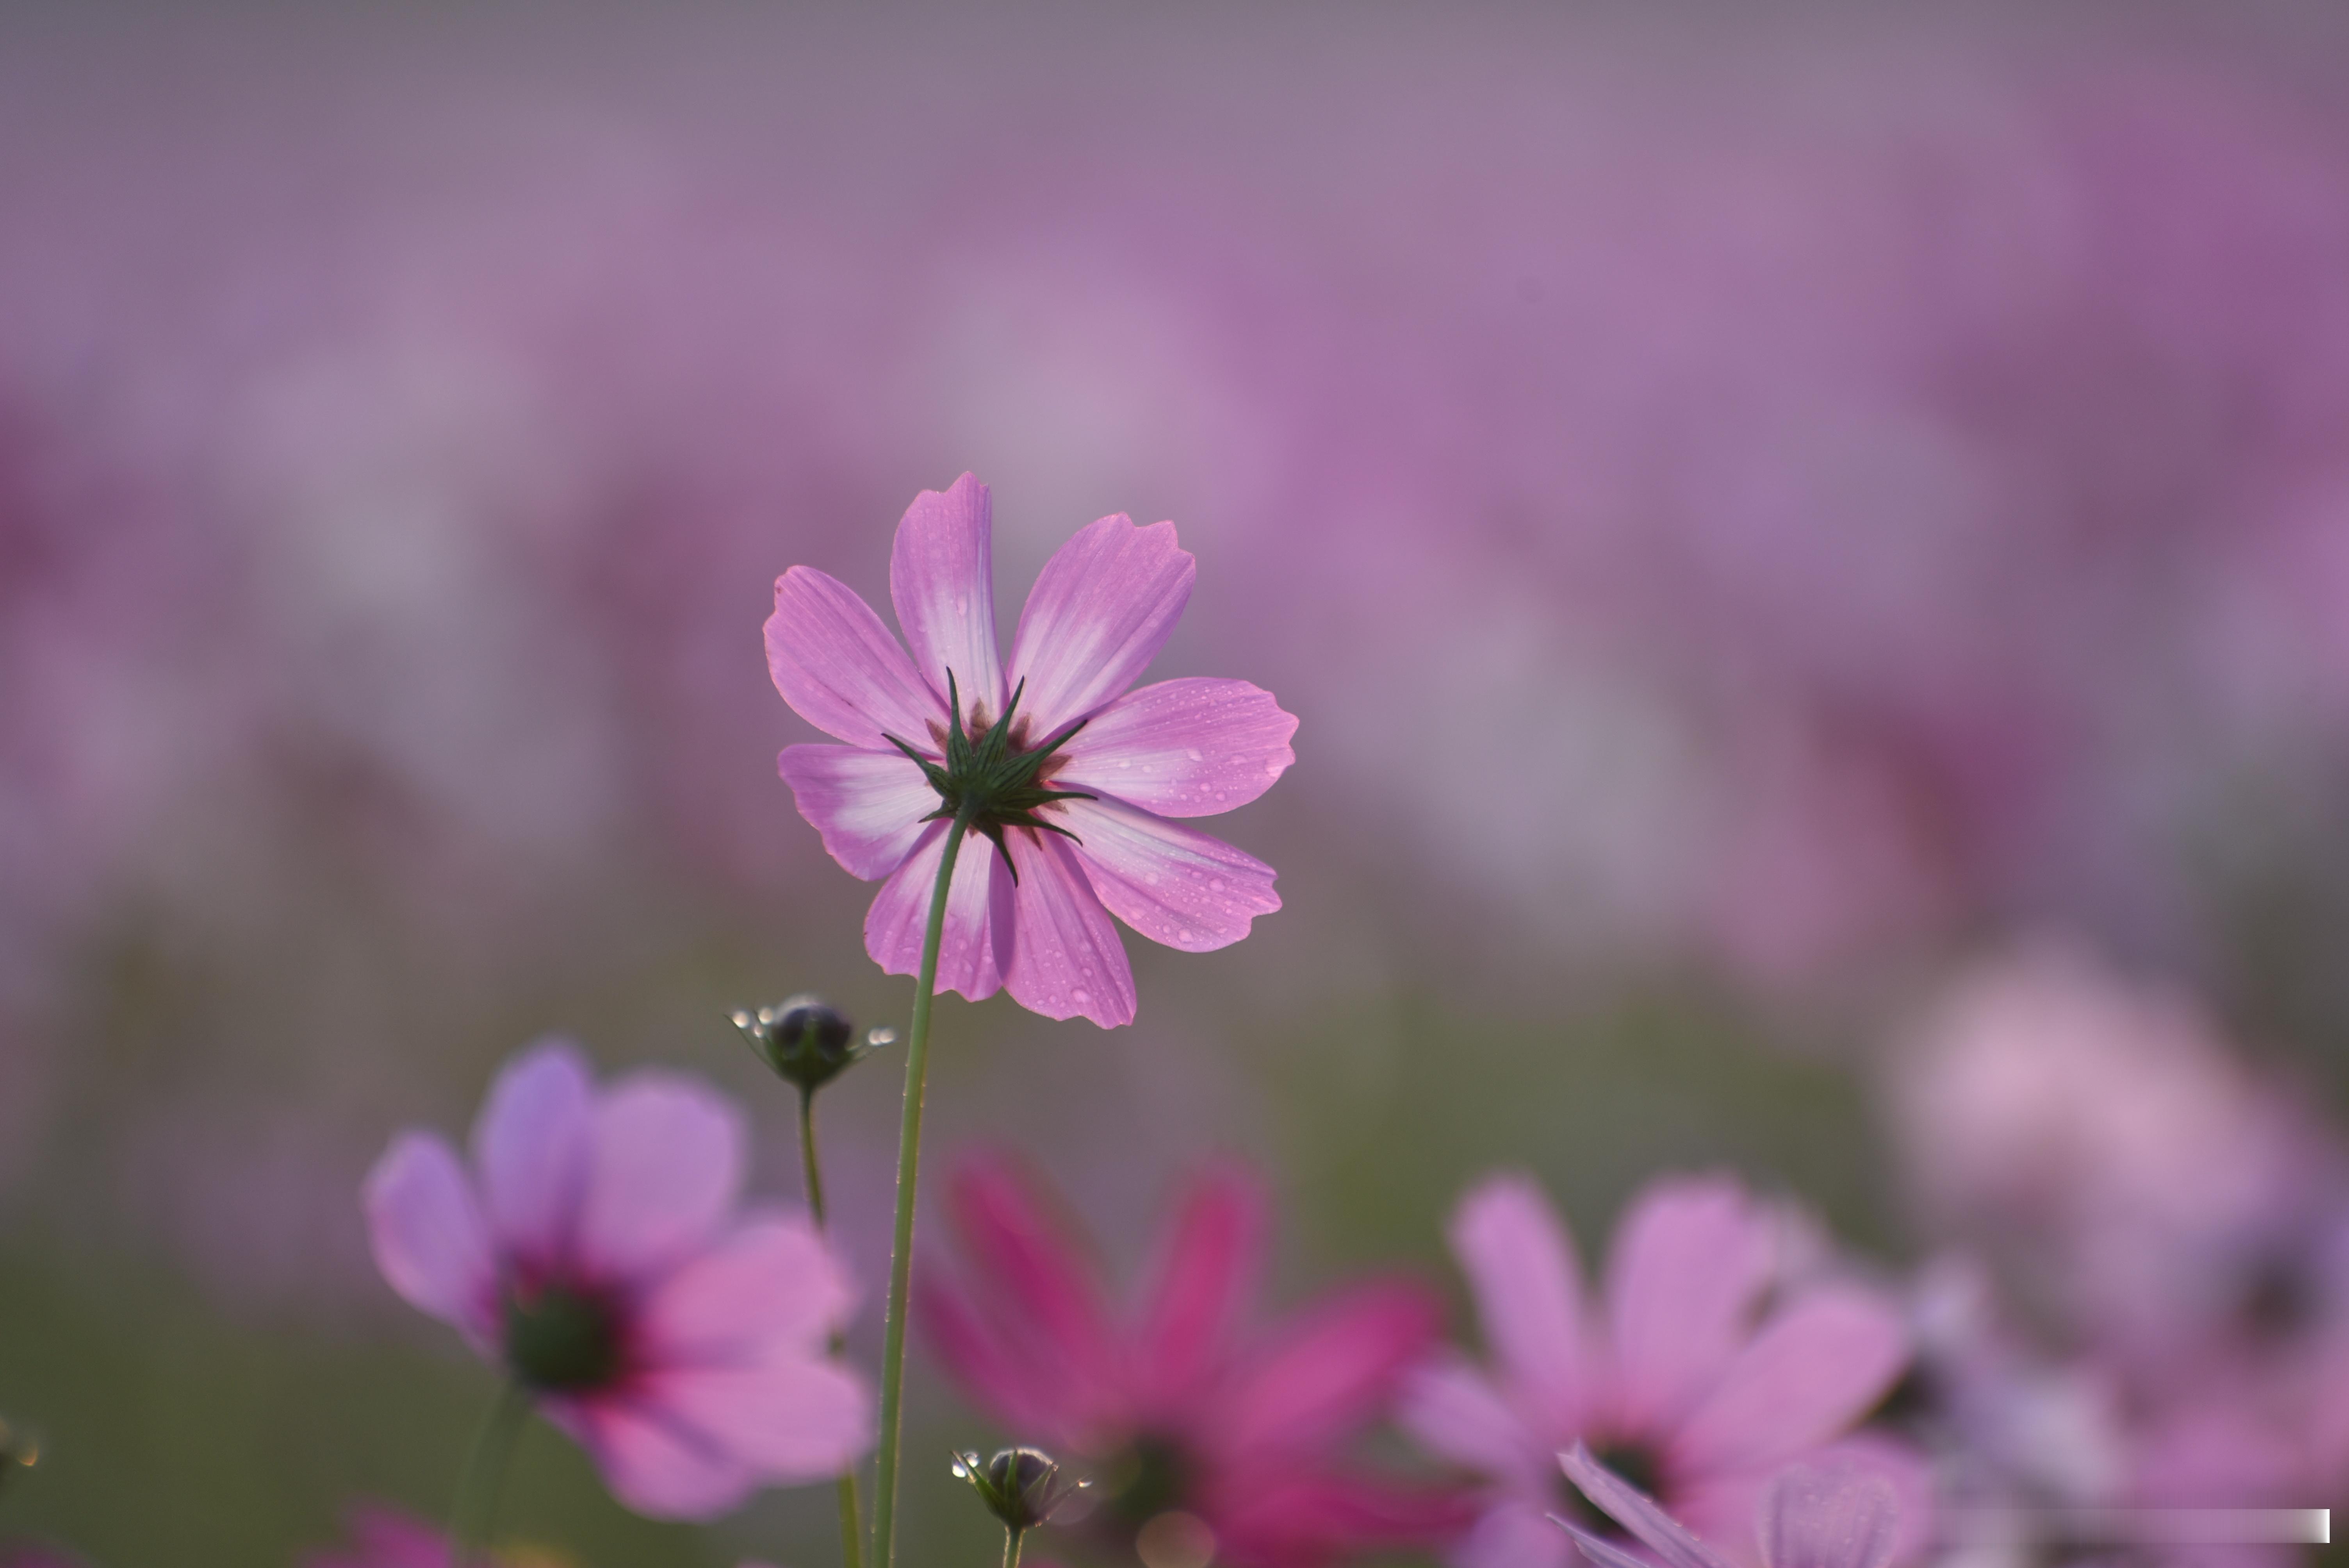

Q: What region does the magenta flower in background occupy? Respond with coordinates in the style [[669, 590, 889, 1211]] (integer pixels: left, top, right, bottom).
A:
[[1558, 1445, 1900, 1568], [917, 1153, 1469, 1568], [1403, 1173, 1927, 1568], [766, 473, 1296, 1027], [362, 1039, 872, 1519], [304, 1507, 450, 1568]]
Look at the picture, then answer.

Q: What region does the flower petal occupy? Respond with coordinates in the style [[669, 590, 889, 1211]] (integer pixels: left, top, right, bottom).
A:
[[470, 1037, 593, 1270], [1605, 1176, 1777, 1434], [917, 1269, 1082, 1446], [1561, 1445, 1739, 1568], [1006, 514, 1194, 734], [1757, 1462, 1900, 1568], [1132, 1166, 1268, 1406], [363, 1131, 496, 1344], [1003, 830, 1136, 1026], [778, 744, 937, 880], [1667, 1285, 1909, 1476], [575, 1073, 746, 1283], [641, 1215, 854, 1363], [1464, 1501, 1577, 1568], [555, 1395, 756, 1520], [1062, 798, 1279, 953], [1223, 1280, 1442, 1463], [1399, 1355, 1547, 1491], [640, 1351, 874, 1482], [1052, 677, 1297, 818], [863, 821, 1008, 1002], [889, 472, 1007, 719], [1451, 1176, 1593, 1438], [766, 565, 943, 750]]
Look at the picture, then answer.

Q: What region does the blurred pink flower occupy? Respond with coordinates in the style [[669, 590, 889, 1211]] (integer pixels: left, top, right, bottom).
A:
[[917, 1153, 1468, 1568], [305, 1507, 449, 1568], [766, 472, 1294, 1027], [362, 1039, 872, 1519], [1403, 1174, 1927, 1568], [1559, 1444, 1899, 1568]]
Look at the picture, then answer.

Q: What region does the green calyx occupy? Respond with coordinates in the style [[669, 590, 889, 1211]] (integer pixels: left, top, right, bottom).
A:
[[884, 671, 1096, 882]]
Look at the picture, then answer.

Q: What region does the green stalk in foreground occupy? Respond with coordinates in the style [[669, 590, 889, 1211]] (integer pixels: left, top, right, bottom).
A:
[[797, 1088, 866, 1568], [872, 804, 975, 1568], [447, 1383, 529, 1568]]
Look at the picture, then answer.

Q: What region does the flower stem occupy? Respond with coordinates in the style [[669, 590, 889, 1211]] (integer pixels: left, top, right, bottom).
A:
[[447, 1382, 529, 1568], [1003, 1527, 1026, 1568], [796, 1086, 865, 1568], [872, 807, 975, 1568]]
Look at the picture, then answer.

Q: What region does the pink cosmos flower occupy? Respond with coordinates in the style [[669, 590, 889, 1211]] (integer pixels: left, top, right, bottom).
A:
[[362, 1039, 872, 1519], [1559, 1445, 1900, 1568], [305, 1507, 451, 1568], [765, 473, 1296, 1027], [1403, 1174, 1928, 1568], [917, 1154, 1470, 1568]]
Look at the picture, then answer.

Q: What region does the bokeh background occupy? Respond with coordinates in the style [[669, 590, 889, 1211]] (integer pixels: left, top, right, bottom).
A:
[[5, 3, 2349, 1563]]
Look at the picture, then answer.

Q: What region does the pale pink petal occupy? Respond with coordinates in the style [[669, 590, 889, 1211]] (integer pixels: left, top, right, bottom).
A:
[[575, 1073, 745, 1282], [1062, 798, 1279, 952], [1562, 1519, 1669, 1568], [640, 1215, 853, 1362], [363, 1132, 496, 1343], [1224, 1281, 1442, 1463], [1398, 1356, 1546, 1491], [1561, 1445, 1739, 1568], [1005, 515, 1195, 735], [1003, 830, 1136, 1027], [1605, 1176, 1777, 1434], [942, 1157, 1122, 1413], [1051, 677, 1297, 818], [1800, 1434, 1934, 1567], [1668, 1285, 1909, 1476], [470, 1037, 593, 1269], [1461, 1499, 1577, 1568], [862, 821, 1008, 1002], [1132, 1167, 1268, 1406], [889, 472, 1007, 719], [778, 744, 937, 880], [1451, 1176, 1593, 1437], [557, 1395, 756, 1520], [766, 565, 943, 750], [1757, 1462, 1899, 1568], [639, 1352, 874, 1481]]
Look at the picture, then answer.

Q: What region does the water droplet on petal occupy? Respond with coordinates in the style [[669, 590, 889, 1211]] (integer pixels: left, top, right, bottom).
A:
[[1208, 878, 1225, 892], [1071, 986, 1091, 1006], [1186, 748, 1203, 761]]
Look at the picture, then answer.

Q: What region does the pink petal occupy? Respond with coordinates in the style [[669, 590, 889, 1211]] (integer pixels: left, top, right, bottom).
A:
[[1460, 1500, 1577, 1568], [916, 1270, 1083, 1445], [640, 1350, 874, 1482], [1398, 1356, 1546, 1490], [889, 473, 1007, 720], [558, 1395, 757, 1520], [1450, 1176, 1592, 1438], [939, 1156, 1122, 1423], [1214, 1470, 1476, 1564], [1224, 1281, 1442, 1463], [1052, 677, 1298, 818], [1062, 798, 1279, 952], [765, 565, 943, 750], [576, 1073, 746, 1283], [1132, 1167, 1268, 1407], [863, 821, 1008, 1002], [1003, 830, 1136, 1026], [1561, 1444, 1739, 1568], [1005, 515, 1195, 735], [470, 1037, 593, 1270], [1667, 1285, 1909, 1477], [363, 1131, 496, 1344], [1604, 1176, 1777, 1434], [778, 743, 937, 880], [640, 1215, 853, 1363], [1757, 1462, 1900, 1568]]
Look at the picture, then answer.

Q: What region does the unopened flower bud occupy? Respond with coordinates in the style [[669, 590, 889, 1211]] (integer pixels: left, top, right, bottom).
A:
[[729, 995, 893, 1094], [951, 1445, 1087, 1534]]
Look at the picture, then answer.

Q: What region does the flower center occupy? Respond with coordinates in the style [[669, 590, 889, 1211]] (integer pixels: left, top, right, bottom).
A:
[[1560, 1439, 1668, 1535], [884, 670, 1097, 879], [503, 1281, 625, 1393]]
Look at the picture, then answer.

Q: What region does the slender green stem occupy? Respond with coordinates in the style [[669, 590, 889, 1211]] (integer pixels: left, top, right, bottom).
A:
[[872, 806, 974, 1568], [796, 1087, 865, 1568], [447, 1383, 529, 1568], [1003, 1526, 1026, 1568]]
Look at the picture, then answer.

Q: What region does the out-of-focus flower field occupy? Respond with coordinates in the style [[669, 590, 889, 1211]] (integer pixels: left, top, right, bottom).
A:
[[5, 5, 2349, 1566]]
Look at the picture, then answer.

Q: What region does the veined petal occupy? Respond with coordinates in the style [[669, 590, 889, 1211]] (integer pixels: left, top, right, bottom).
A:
[[1561, 1445, 1740, 1568], [1667, 1285, 1909, 1476], [1451, 1176, 1593, 1437], [363, 1132, 496, 1344], [640, 1351, 874, 1482], [641, 1215, 854, 1363], [863, 821, 1007, 1002], [766, 565, 944, 750], [1224, 1281, 1442, 1463], [1757, 1462, 1900, 1568], [1604, 1176, 1776, 1434], [1132, 1167, 1268, 1406], [1004, 830, 1136, 1026], [889, 472, 1007, 719], [559, 1395, 756, 1520], [1062, 798, 1279, 953], [470, 1037, 593, 1269], [1053, 677, 1297, 818], [778, 744, 937, 880], [576, 1073, 746, 1283], [939, 1156, 1123, 1429], [1006, 515, 1194, 735]]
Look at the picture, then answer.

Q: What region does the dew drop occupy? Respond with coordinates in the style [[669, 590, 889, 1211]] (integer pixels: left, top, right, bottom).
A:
[[1071, 986, 1091, 1005], [1177, 928, 1194, 943], [1187, 748, 1203, 761], [1208, 878, 1225, 892]]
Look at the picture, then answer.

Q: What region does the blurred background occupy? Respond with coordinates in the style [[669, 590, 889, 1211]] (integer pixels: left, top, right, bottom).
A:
[[5, 3, 2349, 1563]]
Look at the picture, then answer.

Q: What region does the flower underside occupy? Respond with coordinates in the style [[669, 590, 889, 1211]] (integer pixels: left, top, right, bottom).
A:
[[883, 670, 1096, 882]]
